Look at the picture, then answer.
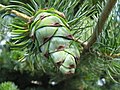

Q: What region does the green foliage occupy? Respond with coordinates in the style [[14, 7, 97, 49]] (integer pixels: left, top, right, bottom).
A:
[[0, 81, 19, 90], [0, 0, 10, 5], [92, 1, 120, 84], [0, 0, 120, 90]]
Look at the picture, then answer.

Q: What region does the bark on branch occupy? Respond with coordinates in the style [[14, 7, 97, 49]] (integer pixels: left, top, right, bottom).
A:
[[84, 0, 117, 51]]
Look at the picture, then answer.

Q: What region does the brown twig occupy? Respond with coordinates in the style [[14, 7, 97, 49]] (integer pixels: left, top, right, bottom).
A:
[[11, 10, 32, 20], [0, 4, 32, 21], [84, 0, 117, 51]]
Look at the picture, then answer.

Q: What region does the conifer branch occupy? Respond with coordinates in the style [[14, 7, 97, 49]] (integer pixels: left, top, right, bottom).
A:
[[10, 10, 32, 20], [0, 4, 32, 20], [84, 0, 117, 51]]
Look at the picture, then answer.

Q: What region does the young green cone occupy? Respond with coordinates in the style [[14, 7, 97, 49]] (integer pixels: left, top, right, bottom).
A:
[[33, 8, 80, 75], [9, 7, 80, 75]]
